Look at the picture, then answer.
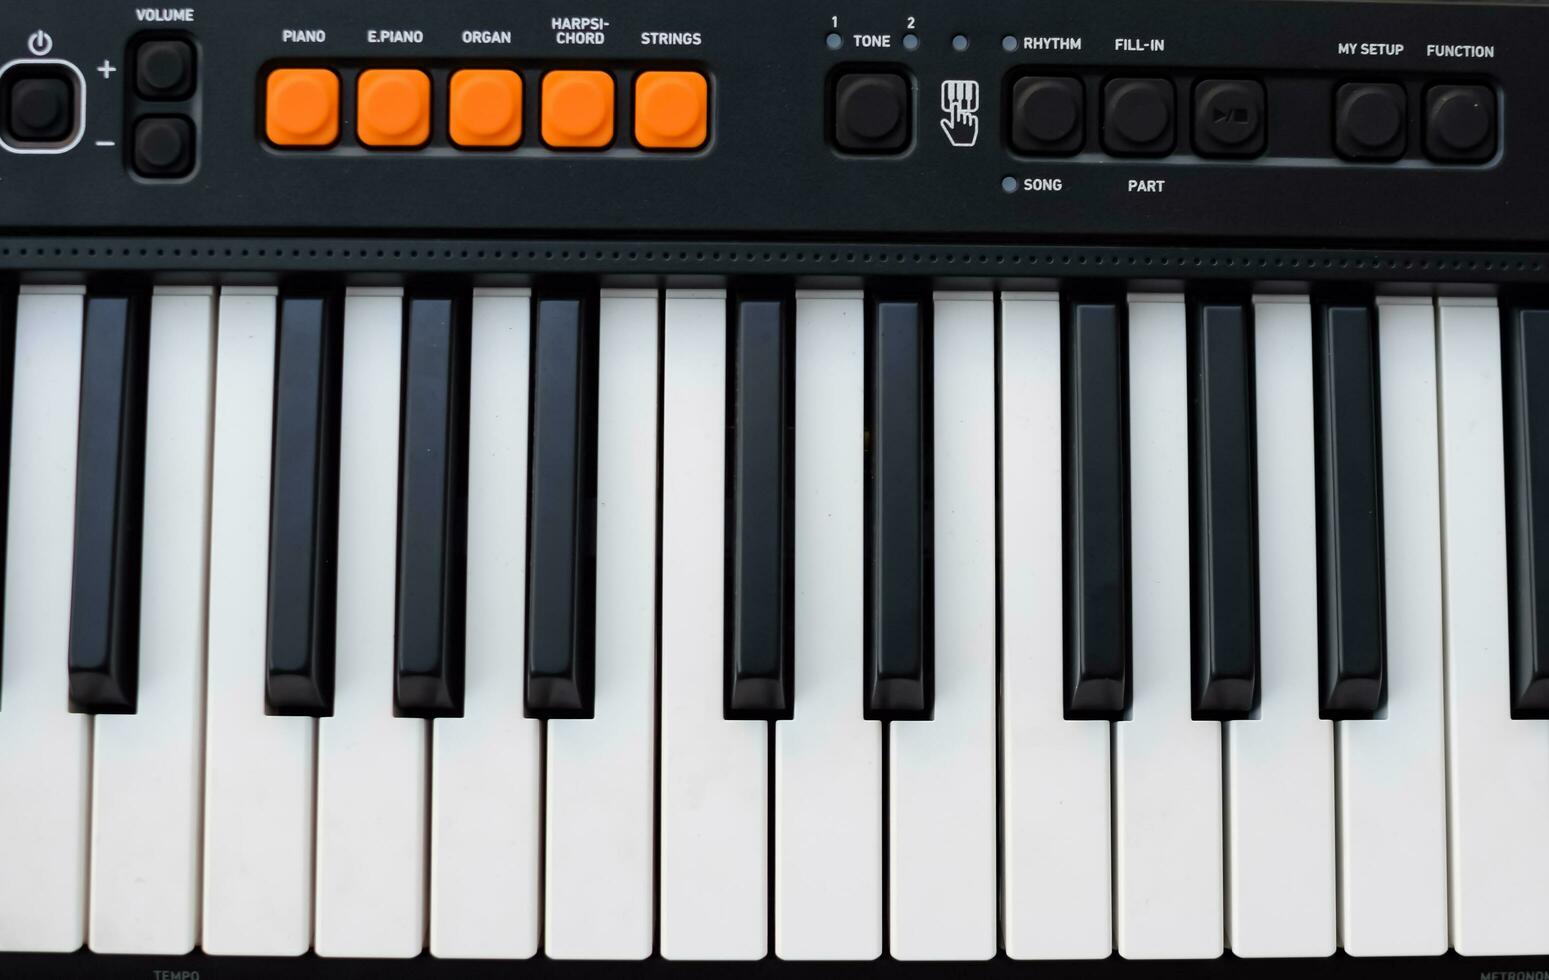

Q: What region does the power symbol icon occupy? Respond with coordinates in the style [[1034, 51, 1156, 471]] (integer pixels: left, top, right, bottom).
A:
[[27, 30, 53, 56]]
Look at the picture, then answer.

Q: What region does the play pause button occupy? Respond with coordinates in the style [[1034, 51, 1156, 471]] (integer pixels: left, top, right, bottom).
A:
[[1194, 79, 1266, 158]]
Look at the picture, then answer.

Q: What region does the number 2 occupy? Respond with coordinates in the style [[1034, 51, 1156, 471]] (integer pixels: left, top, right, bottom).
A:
[[907, 15, 916, 28]]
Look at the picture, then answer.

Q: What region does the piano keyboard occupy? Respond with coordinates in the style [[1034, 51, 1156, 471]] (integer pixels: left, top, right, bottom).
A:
[[0, 283, 1546, 971], [5, 0, 1549, 973]]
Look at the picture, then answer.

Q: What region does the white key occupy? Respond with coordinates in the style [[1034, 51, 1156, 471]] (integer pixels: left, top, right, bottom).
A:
[[203, 287, 314, 956], [1437, 295, 1549, 956], [1116, 293, 1223, 960], [314, 288, 426, 957], [1226, 295, 1335, 958], [89, 288, 215, 955], [430, 289, 541, 960], [999, 292, 1112, 960], [546, 290, 660, 960], [0, 286, 88, 953], [660, 288, 767, 960], [1340, 296, 1449, 956], [775, 291, 882, 961], [889, 292, 997, 961]]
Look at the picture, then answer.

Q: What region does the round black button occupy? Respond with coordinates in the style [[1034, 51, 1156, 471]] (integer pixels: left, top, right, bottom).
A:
[[1193, 79, 1266, 157], [136, 39, 195, 100], [1335, 83, 1406, 160], [133, 115, 194, 177], [7, 76, 73, 143], [1104, 78, 1174, 155], [1018, 79, 1080, 144], [1428, 86, 1493, 156], [833, 73, 908, 152], [841, 78, 903, 140]]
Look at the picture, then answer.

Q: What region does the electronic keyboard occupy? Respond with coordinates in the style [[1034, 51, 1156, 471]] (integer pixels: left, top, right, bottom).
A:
[[1, 0, 1548, 976]]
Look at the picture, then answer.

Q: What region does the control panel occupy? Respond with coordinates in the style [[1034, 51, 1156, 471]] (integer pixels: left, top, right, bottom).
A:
[[0, 0, 1537, 246]]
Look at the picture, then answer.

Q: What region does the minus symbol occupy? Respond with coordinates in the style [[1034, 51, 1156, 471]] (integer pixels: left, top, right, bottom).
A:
[[95, 140, 116, 147]]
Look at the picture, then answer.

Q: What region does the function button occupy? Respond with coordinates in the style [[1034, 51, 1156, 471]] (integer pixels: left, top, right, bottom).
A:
[[1009, 76, 1083, 155], [1193, 79, 1266, 158], [135, 38, 196, 100], [6, 75, 74, 143], [357, 69, 431, 147], [542, 70, 615, 148], [449, 69, 523, 148], [1425, 84, 1496, 163], [265, 68, 339, 147], [1102, 78, 1174, 156], [833, 72, 908, 153], [1335, 82, 1406, 161], [635, 70, 708, 150], [132, 115, 194, 177]]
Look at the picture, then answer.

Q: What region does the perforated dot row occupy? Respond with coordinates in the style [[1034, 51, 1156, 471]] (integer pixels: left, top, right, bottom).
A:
[[0, 240, 1541, 280]]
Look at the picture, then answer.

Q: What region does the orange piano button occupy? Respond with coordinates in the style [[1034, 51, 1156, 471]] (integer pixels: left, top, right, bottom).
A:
[[449, 69, 523, 147], [265, 68, 339, 147], [357, 68, 431, 147], [634, 71, 708, 149], [542, 70, 614, 148]]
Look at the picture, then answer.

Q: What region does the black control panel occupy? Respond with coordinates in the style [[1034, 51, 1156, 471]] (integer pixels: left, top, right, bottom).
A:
[[0, 0, 1535, 245]]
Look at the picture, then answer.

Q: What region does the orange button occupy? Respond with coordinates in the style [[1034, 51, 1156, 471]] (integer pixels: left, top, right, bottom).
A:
[[634, 71, 708, 149], [266, 69, 339, 147], [357, 69, 431, 147], [449, 69, 523, 147], [542, 70, 614, 148]]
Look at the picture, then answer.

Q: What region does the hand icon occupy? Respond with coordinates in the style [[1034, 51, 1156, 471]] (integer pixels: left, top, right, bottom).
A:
[[939, 79, 981, 148], [941, 110, 978, 148]]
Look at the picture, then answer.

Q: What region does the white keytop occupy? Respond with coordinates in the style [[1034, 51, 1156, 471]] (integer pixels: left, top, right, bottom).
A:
[[999, 291, 1112, 960], [888, 292, 997, 961], [1116, 293, 1224, 960], [1437, 295, 1549, 956], [89, 287, 215, 955], [546, 290, 660, 960], [203, 287, 315, 956], [0, 286, 88, 953], [430, 290, 541, 960], [315, 288, 426, 958], [1340, 296, 1449, 956], [660, 289, 768, 960], [1226, 295, 1335, 958], [775, 291, 882, 961]]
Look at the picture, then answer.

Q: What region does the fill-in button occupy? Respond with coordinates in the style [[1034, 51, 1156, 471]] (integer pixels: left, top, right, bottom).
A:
[[634, 71, 708, 150]]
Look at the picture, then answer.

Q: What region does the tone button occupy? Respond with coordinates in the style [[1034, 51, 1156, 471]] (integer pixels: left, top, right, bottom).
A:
[[450, 69, 523, 147], [635, 71, 708, 149], [265, 68, 338, 147], [542, 70, 614, 148], [357, 69, 431, 148]]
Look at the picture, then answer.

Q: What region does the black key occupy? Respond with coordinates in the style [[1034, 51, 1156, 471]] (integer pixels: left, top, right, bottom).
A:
[[1188, 299, 1261, 720], [1313, 301, 1387, 719], [394, 296, 470, 718], [1064, 299, 1131, 720], [0, 284, 15, 704], [525, 297, 598, 719], [266, 296, 342, 717], [1503, 307, 1549, 719], [725, 296, 794, 720], [68, 295, 150, 714], [865, 297, 931, 720]]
